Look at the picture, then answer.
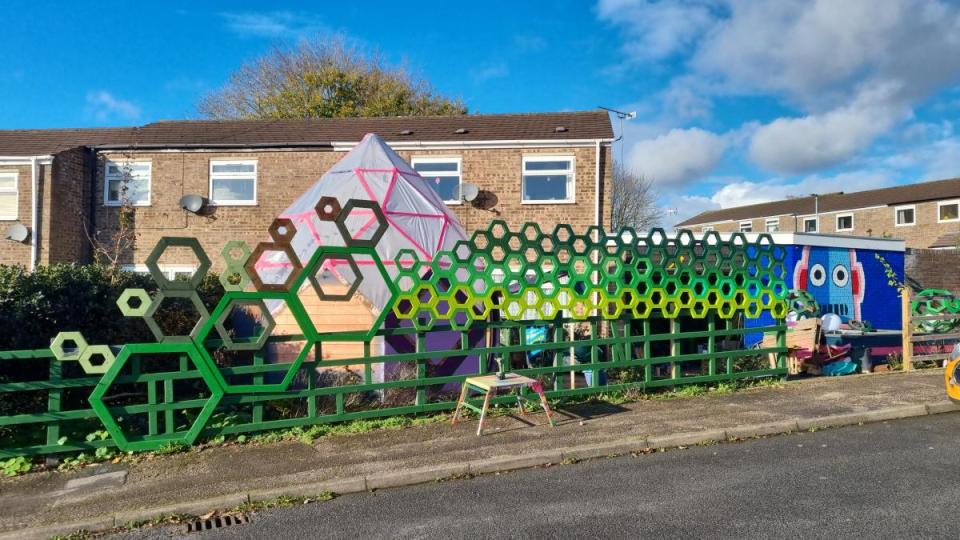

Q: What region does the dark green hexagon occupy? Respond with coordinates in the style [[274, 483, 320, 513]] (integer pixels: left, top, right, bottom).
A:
[[145, 237, 211, 291]]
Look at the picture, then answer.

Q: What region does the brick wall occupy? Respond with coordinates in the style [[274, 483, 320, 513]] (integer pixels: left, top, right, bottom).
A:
[[46, 148, 94, 264], [905, 249, 960, 291], [93, 145, 611, 271], [0, 163, 34, 266]]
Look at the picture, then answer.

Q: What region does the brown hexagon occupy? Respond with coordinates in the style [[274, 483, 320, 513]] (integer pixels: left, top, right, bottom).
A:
[[315, 196, 342, 221], [245, 241, 303, 292], [268, 218, 297, 244]]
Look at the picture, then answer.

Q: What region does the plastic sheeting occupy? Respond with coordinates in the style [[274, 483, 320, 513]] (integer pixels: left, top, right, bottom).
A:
[[254, 133, 467, 313]]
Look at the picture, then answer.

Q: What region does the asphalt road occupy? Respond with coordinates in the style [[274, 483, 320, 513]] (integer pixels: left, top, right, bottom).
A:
[[118, 413, 960, 539]]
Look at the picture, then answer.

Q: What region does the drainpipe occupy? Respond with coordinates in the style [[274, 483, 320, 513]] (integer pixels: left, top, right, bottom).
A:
[[594, 139, 601, 236], [30, 156, 39, 271]]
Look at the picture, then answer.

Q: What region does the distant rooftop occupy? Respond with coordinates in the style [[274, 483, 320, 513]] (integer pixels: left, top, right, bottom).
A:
[[677, 177, 960, 227], [0, 111, 614, 156]]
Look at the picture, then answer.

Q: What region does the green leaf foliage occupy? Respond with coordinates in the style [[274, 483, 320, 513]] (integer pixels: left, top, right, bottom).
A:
[[0, 264, 224, 350]]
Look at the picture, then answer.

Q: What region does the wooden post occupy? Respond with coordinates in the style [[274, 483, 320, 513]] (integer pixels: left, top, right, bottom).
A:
[[901, 287, 913, 371]]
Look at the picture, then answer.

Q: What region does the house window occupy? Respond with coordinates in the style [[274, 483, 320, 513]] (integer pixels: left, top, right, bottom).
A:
[[739, 221, 753, 233], [765, 218, 780, 232], [104, 161, 151, 206], [412, 157, 462, 204], [836, 213, 854, 232], [701, 226, 714, 232], [938, 200, 960, 223], [521, 155, 575, 203], [123, 264, 197, 281], [0, 172, 17, 220], [210, 160, 257, 205], [895, 205, 916, 226], [803, 217, 818, 232]]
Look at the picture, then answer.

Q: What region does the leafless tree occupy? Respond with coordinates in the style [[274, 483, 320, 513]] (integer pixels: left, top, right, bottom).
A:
[[82, 157, 138, 282], [610, 163, 662, 231], [199, 37, 466, 119]]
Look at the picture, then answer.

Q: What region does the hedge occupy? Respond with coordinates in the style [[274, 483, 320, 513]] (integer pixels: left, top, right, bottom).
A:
[[0, 264, 224, 351]]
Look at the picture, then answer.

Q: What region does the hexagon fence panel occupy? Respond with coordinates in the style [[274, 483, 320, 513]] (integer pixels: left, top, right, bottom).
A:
[[0, 198, 788, 457]]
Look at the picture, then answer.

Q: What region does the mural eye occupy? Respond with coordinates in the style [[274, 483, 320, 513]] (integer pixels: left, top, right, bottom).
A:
[[832, 264, 849, 287], [810, 264, 826, 286]]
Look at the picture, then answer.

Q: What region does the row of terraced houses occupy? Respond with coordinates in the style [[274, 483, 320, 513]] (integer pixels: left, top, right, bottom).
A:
[[0, 111, 613, 273], [677, 178, 960, 251]]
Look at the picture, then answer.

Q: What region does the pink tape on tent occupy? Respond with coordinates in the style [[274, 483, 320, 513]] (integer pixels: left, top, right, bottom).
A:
[[257, 133, 468, 313]]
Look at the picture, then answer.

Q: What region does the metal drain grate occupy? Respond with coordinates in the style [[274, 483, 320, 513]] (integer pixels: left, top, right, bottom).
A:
[[184, 513, 250, 533]]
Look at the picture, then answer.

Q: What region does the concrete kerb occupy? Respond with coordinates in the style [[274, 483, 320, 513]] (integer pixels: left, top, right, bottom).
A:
[[926, 401, 960, 415], [11, 400, 960, 539], [7, 517, 117, 540]]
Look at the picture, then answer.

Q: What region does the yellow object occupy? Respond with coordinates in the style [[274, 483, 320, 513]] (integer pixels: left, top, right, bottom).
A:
[[944, 357, 960, 403]]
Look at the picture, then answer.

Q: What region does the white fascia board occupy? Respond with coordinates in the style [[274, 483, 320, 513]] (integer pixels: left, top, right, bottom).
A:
[[333, 139, 615, 151], [96, 140, 615, 154], [688, 231, 905, 252], [0, 155, 53, 165]]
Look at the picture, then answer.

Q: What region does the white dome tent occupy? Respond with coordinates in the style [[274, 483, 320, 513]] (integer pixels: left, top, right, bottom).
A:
[[252, 133, 469, 361]]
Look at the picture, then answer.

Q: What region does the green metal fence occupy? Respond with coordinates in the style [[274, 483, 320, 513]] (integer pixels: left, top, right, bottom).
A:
[[0, 198, 788, 457], [0, 316, 785, 458]]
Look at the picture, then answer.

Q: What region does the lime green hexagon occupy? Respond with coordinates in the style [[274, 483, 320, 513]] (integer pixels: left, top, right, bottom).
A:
[[117, 288, 152, 317], [50, 331, 88, 361], [78, 344, 116, 375]]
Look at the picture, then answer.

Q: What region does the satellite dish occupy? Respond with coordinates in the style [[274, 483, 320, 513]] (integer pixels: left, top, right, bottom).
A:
[[460, 183, 480, 202], [4, 223, 29, 243], [179, 194, 205, 214]]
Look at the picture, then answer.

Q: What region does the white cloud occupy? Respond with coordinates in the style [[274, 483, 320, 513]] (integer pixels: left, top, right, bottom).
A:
[[221, 11, 329, 38], [923, 138, 960, 180], [886, 135, 960, 181], [84, 91, 141, 122], [691, 0, 960, 109], [600, 0, 960, 176], [665, 169, 893, 228], [626, 127, 726, 186], [709, 171, 893, 209], [749, 83, 912, 173], [664, 195, 721, 229], [597, 0, 719, 61], [469, 63, 509, 84]]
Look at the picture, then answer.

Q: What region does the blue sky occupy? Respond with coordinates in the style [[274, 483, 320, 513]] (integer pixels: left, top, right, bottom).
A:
[[3, 0, 960, 225]]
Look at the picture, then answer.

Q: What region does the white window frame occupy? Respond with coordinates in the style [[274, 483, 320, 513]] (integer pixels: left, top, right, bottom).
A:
[[802, 216, 819, 233], [894, 204, 916, 227], [521, 154, 576, 204], [0, 171, 18, 220], [104, 160, 151, 207], [123, 263, 197, 280], [411, 156, 462, 205], [764, 218, 780, 232], [835, 213, 854, 232], [938, 200, 960, 223], [739, 220, 753, 233], [209, 159, 258, 206]]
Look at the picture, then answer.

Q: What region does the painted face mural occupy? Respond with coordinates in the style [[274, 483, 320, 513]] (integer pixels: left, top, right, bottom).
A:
[[793, 246, 865, 322]]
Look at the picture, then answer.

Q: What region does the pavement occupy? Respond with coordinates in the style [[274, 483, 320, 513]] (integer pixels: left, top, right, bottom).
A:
[[2, 369, 957, 539], [119, 413, 960, 540]]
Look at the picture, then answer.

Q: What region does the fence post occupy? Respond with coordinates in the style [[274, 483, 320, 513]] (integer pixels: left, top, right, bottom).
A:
[[901, 287, 913, 371]]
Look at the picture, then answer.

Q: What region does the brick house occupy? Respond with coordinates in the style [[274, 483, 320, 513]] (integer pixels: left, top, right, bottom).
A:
[[0, 111, 613, 272], [676, 177, 960, 250]]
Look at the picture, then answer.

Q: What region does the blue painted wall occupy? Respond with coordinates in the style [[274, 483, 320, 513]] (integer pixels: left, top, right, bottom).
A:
[[746, 242, 904, 345]]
